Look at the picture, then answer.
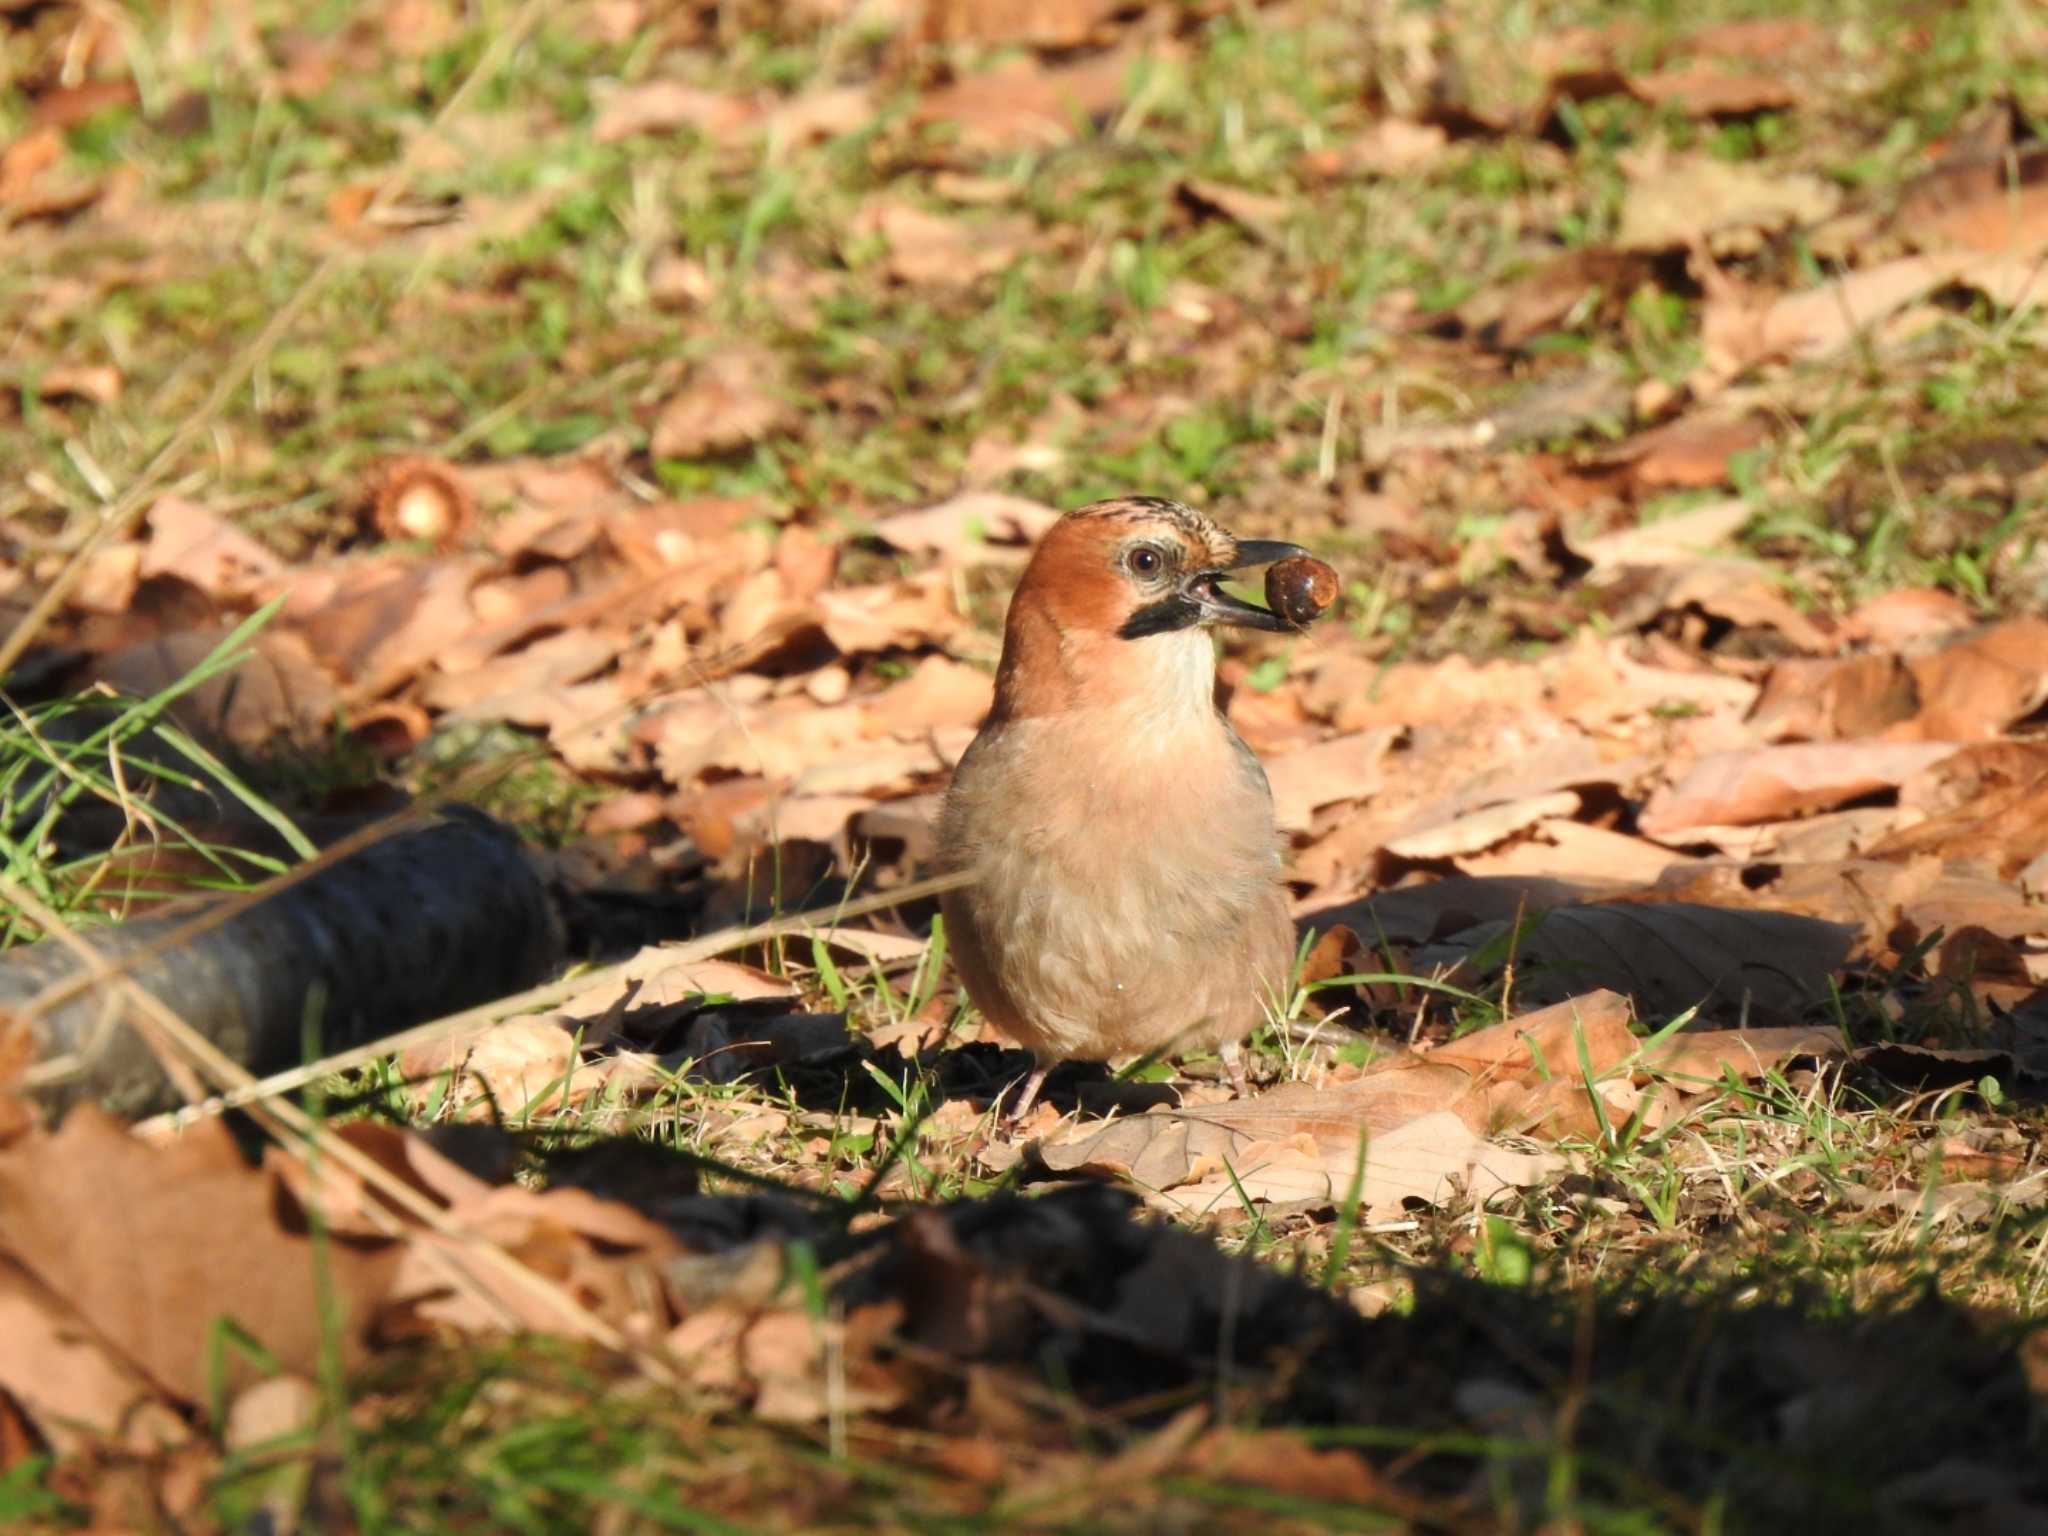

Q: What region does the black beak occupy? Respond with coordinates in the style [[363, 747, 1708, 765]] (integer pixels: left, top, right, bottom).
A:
[[1116, 537, 1313, 641], [1183, 538, 1311, 632]]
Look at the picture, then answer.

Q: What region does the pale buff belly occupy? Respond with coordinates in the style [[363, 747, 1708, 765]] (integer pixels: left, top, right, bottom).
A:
[[938, 719, 1293, 1064]]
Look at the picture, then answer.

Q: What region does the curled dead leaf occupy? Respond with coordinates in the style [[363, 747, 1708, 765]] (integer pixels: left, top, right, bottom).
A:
[[651, 350, 794, 461]]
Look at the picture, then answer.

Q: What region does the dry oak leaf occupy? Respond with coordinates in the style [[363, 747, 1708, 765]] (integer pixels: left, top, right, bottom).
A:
[[1304, 118, 1449, 180], [1457, 818, 1696, 886], [650, 349, 794, 460], [422, 629, 616, 719], [915, 0, 1132, 48], [1041, 1073, 1558, 1219], [1637, 1025, 1847, 1088], [1639, 741, 1964, 839], [141, 495, 286, 600], [871, 491, 1062, 562], [864, 654, 995, 735], [93, 628, 338, 751], [400, 1017, 582, 1118], [1468, 248, 1647, 349], [0, 125, 62, 203], [1595, 407, 1771, 494], [282, 554, 487, 698], [556, 953, 795, 1029], [37, 362, 122, 405], [1176, 178, 1293, 244], [1414, 901, 1858, 1024], [1746, 654, 1922, 743], [1904, 618, 2048, 740], [1629, 67, 1796, 117], [0, 1256, 189, 1453], [0, 1107, 398, 1405], [1262, 728, 1399, 833], [1896, 143, 2048, 257], [855, 198, 1028, 287], [1701, 251, 2048, 378], [70, 541, 142, 614], [913, 43, 1177, 153], [1871, 743, 2048, 880], [594, 80, 760, 144], [1169, 1113, 1559, 1219], [1841, 587, 1975, 650], [814, 569, 962, 655], [1617, 147, 1839, 254], [1384, 790, 1584, 862]]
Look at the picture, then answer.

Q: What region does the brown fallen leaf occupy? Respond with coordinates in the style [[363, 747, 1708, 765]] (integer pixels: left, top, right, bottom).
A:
[[855, 198, 1029, 287], [1264, 729, 1399, 833], [1427, 989, 1638, 1088], [1745, 654, 1922, 743], [1596, 409, 1770, 494], [556, 952, 796, 1027], [141, 495, 286, 601], [1617, 146, 1839, 254], [1639, 741, 1963, 839], [1904, 619, 2048, 740], [814, 571, 962, 656], [1384, 790, 1585, 861], [71, 542, 142, 614], [763, 86, 875, 148], [0, 125, 61, 203], [1301, 118, 1449, 180], [283, 555, 488, 701], [913, 43, 1175, 153], [1870, 743, 2048, 879], [1841, 587, 1975, 650], [401, 1017, 583, 1119], [1469, 249, 1648, 349], [1176, 179, 1293, 244], [0, 1108, 399, 1406], [650, 348, 795, 460], [93, 628, 338, 752], [423, 629, 616, 718], [864, 654, 994, 735], [1647, 560, 1836, 655], [1042, 1079, 1558, 1219], [593, 80, 760, 144], [871, 492, 1062, 562], [1895, 143, 2048, 258], [914, 0, 1131, 48], [1637, 1024, 1846, 1088], [1168, 1113, 1560, 1219], [0, 1257, 188, 1453], [1701, 250, 2048, 379], [1629, 67, 1796, 117], [1193, 1430, 1393, 1508], [37, 362, 123, 405], [1457, 819, 1695, 886], [1415, 901, 1858, 1023]]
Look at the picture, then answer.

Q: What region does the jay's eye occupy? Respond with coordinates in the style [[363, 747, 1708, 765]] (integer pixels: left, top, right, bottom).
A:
[[1125, 546, 1166, 578]]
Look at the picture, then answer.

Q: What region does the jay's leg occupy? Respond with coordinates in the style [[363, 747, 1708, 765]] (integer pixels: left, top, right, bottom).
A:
[[1220, 1039, 1250, 1098], [1003, 1063, 1051, 1122]]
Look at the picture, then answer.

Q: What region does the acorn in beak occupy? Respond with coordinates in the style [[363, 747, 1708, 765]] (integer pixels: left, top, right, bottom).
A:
[[1178, 538, 1313, 633]]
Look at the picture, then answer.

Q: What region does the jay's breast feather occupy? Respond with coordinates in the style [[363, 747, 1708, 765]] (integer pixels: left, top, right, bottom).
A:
[[937, 708, 1292, 1062]]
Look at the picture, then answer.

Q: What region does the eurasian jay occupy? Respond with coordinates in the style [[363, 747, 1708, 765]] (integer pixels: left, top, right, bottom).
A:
[[937, 497, 1315, 1119]]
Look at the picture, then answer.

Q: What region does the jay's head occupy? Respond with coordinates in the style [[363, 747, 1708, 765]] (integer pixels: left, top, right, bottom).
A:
[[991, 496, 1308, 722]]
